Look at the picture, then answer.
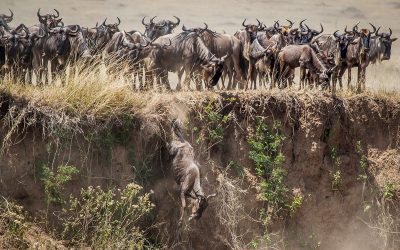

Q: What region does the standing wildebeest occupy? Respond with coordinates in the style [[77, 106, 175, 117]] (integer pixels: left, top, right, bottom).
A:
[[41, 25, 80, 83], [142, 16, 180, 40], [182, 24, 246, 90], [277, 44, 332, 89], [88, 17, 121, 55], [168, 119, 216, 223], [0, 9, 14, 79], [1, 25, 46, 83], [336, 23, 377, 92], [149, 30, 227, 90], [298, 19, 324, 44], [369, 27, 397, 64]]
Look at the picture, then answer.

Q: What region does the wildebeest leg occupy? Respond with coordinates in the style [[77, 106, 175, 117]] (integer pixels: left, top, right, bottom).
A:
[[299, 67, 306, 90], [347, 67, 352, 90], [176, 67, 184, 91], [357, 65, 362, 93], [179, 190, 186, 223]]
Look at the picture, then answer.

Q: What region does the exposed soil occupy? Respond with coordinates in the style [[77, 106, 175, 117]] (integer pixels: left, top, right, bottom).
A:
[[0, 91, 399, 249]]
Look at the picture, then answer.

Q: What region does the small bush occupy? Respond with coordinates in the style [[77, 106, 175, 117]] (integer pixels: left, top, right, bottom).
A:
[[40, 165, 79, 206], [202, 100, 229, 146], [0, 198, 29, 249], [61, 183, 156, 249], [383, 183, 397, 200]]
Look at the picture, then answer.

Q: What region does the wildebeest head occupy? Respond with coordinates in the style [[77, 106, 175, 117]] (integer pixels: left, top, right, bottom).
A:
[[333, 29, 355, 59], [37, 8, 63, 28], [93, 18, 121, 49], [274, 19, 295, 37], [242, 19, 263, 41], [355, 23, 377, 54], [142, 16, 180, 40], [0, 9, 13, 30], [188, 193, 216, 221], [299, 19, 323, 44], [46, 25, 79, 64], [201, 54, 228, 87], [375, 27, 397, 60]]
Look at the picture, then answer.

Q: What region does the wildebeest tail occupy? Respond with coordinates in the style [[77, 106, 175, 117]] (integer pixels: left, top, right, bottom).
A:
[[172, 119, 185, 142], [239, 43, 248, 77]]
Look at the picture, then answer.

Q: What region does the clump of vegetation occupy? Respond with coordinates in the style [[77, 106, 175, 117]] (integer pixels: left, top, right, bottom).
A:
[[355, 141, 369, 182], [201, 99, 229, 147], [61, 183, 156, 249], [247, 118, 300, 219], [0, 198, 29, 249], [329, 146, 342, 190], [40, 164, 79, 206], [383, 183, 397, 200]]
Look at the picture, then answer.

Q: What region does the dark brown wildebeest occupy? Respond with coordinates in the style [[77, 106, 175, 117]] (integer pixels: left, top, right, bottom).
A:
[[88, 17, 121, 55], [168, 119, 216, 223]]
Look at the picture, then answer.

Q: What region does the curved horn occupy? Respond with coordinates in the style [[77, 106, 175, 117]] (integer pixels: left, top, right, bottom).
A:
[[4, 9, 13, 22], [150, 16, 156, 24], [375, 27, 382, 37], [57, 19, 64, 27], [353, 22, 360, 33], [316, 23, 324, 35], [274, 20, 280, 31], [344, 25, 352, 35], [369, 23, 377, 34], [67, 25, 79, 34], [286, 19, 294, 28], [334, 30, 340, 39], [204, 22, 208, 30], [102, 18, 107, 26], [172, 16, 180, 26], [37, 8, 45, 21], [242, 19, 248, 27], [256, 18, 262, 28], [142, 16, 149, 26], [116, 17, 121, 26], [299, 19, 307, 30], [389, 28, 392, 36], [53, 9, 60, 18]]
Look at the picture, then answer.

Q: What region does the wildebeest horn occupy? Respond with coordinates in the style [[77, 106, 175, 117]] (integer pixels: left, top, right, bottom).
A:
[[4, 9, 13, 22], [302, 24, 311, 35], [286, 19, 294, 28], [274, 20, 280, 31], [256, 18, 262, 28], [369, 23, 377, 34], [116, 17, 121, 26], [53, 9, 60, 18], [242, 19, 249, 27], [37, 8, 45, 21], [102, 18, 107, 26], [353, 22, 360, 33], [316, 23, 324, 35], [334, 30, 340, 39], [182, 24, 188, 31], [389, 28, 392, 36], [375, 27, 382, 37], [57, 19, 64, 27], [67, 25, 80, 34], [203, 22, 208, 30], [150, 16, 156, 24], [142, 16, 149, 26], [172, 16, 180, 26], [299, 19, 307, 30]]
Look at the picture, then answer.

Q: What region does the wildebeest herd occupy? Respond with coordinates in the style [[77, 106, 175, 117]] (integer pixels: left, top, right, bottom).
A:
[[0, 9, 397, 93]]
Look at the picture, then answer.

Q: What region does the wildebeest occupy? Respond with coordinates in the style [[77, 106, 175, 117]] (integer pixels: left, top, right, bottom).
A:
[[182, 24, 246, 89], [150, 30, 227, 90], [1, 24, 47, 83], [168, 119, 216, 223], [88, 18, 121, 55], [142, 16, 180, 40], [369, 27, 397, 64], [277, 44, 332, 89]]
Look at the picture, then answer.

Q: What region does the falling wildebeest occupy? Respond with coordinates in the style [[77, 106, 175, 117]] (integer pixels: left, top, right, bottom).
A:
[[168, 119, 216, 224]]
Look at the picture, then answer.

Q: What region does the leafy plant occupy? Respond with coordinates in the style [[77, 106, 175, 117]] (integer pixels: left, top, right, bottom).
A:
[[202, 100, 229, 146], [289, 194, 304, 216], [40, 164, 79, 206], [383, 183, 397, 200], [329, 146, 342, 190], [330, 170, 342, 190], [0, 198, 28, 249], [248, 118, 290, 218], [355, 141, 369, 182], [61, 183, 156, 249]]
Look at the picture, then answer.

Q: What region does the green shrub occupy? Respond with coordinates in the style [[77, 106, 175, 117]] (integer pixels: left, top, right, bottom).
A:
[[202, 100, 229, 146], [61, 183, 156, 249], [40, 165, 79, 206]]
